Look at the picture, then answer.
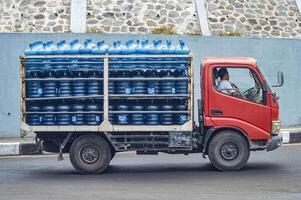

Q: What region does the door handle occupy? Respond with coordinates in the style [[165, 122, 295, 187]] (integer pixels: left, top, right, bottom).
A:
[[211, 109, 223, 115]]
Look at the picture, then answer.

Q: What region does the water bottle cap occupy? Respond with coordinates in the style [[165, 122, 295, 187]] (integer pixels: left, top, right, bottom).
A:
[[97, 40, 105, 46]]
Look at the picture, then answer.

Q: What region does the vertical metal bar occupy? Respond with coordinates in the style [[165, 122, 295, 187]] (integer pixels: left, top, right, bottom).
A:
[[189, 56, 194, 123], [20, 56, 26, 123], [103, 55, 109, 122]]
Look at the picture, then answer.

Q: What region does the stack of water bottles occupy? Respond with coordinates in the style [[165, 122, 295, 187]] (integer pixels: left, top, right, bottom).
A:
[[24, 39, 190, 126], [110, 99, 188, 125]]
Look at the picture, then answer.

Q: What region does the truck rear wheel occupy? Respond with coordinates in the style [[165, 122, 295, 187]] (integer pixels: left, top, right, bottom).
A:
[[69, 134, 111, 174], [208, 131, 250, 171]]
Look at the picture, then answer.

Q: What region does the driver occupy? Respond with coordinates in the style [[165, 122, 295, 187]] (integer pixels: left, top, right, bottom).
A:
[[217, 68, 240, 96]]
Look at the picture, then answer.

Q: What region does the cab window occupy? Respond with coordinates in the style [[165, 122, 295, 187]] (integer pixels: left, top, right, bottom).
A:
[[213, 67, 264, 104]]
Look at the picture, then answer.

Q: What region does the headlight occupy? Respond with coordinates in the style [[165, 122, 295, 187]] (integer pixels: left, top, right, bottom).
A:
[[272, 120, 281, 134]]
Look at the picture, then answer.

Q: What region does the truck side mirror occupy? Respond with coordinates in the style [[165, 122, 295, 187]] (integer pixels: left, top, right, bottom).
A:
[[272, 71, 284, 87], [277, 71, 284, 86]]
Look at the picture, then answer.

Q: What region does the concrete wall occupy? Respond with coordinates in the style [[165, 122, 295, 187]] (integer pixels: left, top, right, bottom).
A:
[[0, 33, 300, 137], [1, 0, 301, 38]]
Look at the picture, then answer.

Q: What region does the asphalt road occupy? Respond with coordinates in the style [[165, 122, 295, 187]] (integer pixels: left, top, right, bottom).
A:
[[0, 145, 301, 200]]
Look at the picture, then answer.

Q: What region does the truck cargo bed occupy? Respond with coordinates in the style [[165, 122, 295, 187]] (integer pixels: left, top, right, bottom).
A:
[[20, 54, 194, 136]]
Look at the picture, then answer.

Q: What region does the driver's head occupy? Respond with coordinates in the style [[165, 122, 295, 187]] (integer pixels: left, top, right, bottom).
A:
[[218, 68, 229, 80]]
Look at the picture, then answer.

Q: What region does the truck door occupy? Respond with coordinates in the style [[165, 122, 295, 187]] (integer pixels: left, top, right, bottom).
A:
[[208, 66, 271, 139]]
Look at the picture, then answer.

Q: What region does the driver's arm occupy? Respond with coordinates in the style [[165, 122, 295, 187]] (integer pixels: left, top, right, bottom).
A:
[[217, 81, 236, 94]]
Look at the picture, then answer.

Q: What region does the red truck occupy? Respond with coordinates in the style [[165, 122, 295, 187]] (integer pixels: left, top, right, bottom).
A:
[[20, 54, 283, 174]]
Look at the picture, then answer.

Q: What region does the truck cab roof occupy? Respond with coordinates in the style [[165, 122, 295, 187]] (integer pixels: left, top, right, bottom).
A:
[[203, 57, 257, 66]]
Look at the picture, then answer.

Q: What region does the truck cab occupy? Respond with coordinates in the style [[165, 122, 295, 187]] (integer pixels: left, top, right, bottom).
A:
[[200, 57, 282, 171]]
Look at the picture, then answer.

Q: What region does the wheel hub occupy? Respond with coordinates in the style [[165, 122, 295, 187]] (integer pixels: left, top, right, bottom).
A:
[[220, 142, 239, 160], [81, 145, 100, 164]]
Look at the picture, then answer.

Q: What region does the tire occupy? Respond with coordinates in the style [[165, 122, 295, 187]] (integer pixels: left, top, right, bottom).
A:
[[69, 134, 111, 174], [111, 150, 116, 160], [208, 131, 250, 171]]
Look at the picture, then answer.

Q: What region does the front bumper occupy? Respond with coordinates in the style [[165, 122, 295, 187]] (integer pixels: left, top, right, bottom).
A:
[[266, 134, 283, 151]]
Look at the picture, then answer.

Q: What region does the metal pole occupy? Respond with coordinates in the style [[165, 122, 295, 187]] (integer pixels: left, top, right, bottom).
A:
[[195, 0, 211, 36]]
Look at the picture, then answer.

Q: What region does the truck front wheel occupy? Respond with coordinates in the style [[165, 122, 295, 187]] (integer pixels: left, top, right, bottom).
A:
[[69, 134, 111, 174], [208, 131, 250, 171]]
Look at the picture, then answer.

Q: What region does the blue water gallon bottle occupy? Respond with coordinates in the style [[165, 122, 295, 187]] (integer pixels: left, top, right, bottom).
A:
[[79, 38, 95, 54], [24, 42, 41, 55], [147, 71, 160, 94], [131, 101, 144, 125], [165, 40, 175, 54], [115, 71, 131, 94], [108, 41, 120, 54], [52, 40, 68, 55], [67, 39, 82, 54], [115, 103, 129, 125], [41, 104, 56, 125], [56, 103, 71, 125], [136, 40, 149, 54], [131, 70, 146, 94], [145, 101, 159, 125], [38, 41, 55, 55], [85, 100, 102, 125], [71, 103, 85, 125], [42, 72, 57, 97], [175, 101, 188, 124], [87, 71, 102, 96], [26, 104, 41, 125], [91, 40, 108, 54], [26, 80, 43, 98], [175, 70, 188, 94], [175, 40, 190, 54], [160, 70, 175, 94], [72, 71, 86, 96], [58, 71, 72, 97], [160, 102, 174, 125]]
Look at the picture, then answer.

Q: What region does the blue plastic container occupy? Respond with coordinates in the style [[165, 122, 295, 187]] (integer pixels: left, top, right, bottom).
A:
[[175, 40, 190, 54], [85, 101, 102, 125], [145, 103, 159, 125], [131, 70, 146, 94], [26, 81, 43, 98], [108, 41, 121, 54], [58, 80, 72, 97], [56, 104, 72, 125], [175, 70, 188, 94], [91, 40, 108, 54], [71, 103, 85, 125], [136, 40, 149, 54], [160, 71, 175, 94], [147, 71, 160, 94], [175, 103, 188, 124], [38, 41, 56, 55], [26, 105, 41, 125], [79, 39, 95, 54], [66, 39, 82, 54], [115, 72, 131, 94], [115, 104, 129, 125], [160, 103, 174, 125], [52, 40, 67, 54], [41, 105, 56, 125], [24, 41, 43, 55], [42, 81, 57, 97], [131, 103, 144, 125], [87, 71, 102, 95]]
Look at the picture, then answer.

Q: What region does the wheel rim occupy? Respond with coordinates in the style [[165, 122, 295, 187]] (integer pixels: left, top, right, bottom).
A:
[[220, 142, 239, 161], [80, 144, 100, 164]]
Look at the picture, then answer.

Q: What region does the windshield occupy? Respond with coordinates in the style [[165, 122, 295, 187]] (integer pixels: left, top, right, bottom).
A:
[[256, 64, 272, 93]]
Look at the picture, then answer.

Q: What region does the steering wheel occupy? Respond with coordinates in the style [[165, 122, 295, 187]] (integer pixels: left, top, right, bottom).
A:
[[243, 87, 260, 101]]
